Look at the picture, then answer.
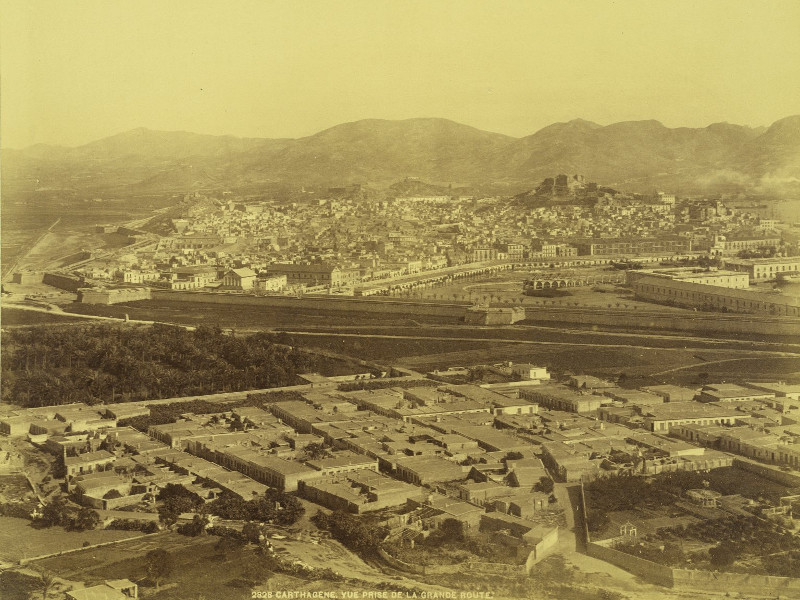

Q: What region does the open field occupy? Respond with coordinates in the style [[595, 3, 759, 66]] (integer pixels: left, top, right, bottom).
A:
[[0, 517, 144, 563], [703, 466, 793, 503], [30, 531, 209, 577], [55, 297, 800, 351], [27, 531, 425, 600], [1, 194, 172, 276], [1, 307, 87, 326], [284, 330, 800, 386], [40, 296, 800, 386], [63, 298, 462, 327]]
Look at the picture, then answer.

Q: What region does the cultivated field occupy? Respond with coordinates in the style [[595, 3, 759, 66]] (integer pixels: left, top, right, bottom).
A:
[[0, 517, 143, 563]]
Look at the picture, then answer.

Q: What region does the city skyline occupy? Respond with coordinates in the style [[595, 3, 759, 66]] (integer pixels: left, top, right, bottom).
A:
[[2, 0, 799, 148]]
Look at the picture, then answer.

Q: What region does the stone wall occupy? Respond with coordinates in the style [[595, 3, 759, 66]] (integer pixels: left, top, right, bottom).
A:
[[585, 541, 674, 587], [524, 306, 800, 337], [43, 272, 85, 292], [152, 290, 471, 319], [733, 458, 800, 487], [78, 287, 152, 305]]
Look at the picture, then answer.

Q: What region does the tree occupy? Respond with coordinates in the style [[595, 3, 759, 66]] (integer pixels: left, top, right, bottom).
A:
[[35, 570, 57, 599], [242, 522, 265, 544], [38, 496, 74, 527], [303, 442, 332, 461], [145, 548, 173, 590], [210, 493, 251, 521], [438, 518, 465, 543], [534, 476, 554, 494], [159, 496, 197, 527], [73, 508, 101, 532], [178, 514, 209, 536], [311, 510, 387, 553], [709, 542, 737, 568], [248, 495, 277, 522], [275, 493, 305, 525], [214, 534, 244, 559]]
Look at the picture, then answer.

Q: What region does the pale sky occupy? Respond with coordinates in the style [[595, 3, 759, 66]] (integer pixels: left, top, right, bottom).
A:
[[2, 0, 800, 149]]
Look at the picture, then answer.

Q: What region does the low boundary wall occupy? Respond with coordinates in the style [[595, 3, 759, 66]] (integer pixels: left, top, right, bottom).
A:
[[585, 541, 674, 587], [151, 290, 471, 319], [524, 306, 800, 337], [581, 474, 800, 594], [43, 272, 85, 292], [146, 290, 800, 336], [733, 458, 800, 487]]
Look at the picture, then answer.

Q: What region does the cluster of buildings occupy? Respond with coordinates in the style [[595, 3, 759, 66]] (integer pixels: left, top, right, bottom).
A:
[[626, 259, 800, 316], [3, 355, 800, 571], [55, 177, 793, 302]]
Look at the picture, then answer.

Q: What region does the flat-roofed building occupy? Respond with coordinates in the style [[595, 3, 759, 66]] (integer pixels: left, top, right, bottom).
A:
[[267, 263, 360, 288], [640, 402, 747, 433], [626, 267, 749, 289], [628, 273, 800, 316], [724, 257, 800, 281], [697, 384, 776, 403], [395, 455, 467, 485], [64, 450, 116, 478], [574, 236, 691, 256], [457, 481, 515, 506], [641, 385, 699, 403], [509, 364, 550, 381], [299, 470, 421, 513], [603, 389, 665, 406], [709, 235, 780, 256], [214, 447, 319, 492], [305, 453, 378, 475], [408, 493, 485, 528], [521, 384, 605, 413], [255, 274, 287, 292]]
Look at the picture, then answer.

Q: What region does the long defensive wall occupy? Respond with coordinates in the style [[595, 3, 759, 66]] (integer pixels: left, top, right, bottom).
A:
[[147, 290, 800, 337]]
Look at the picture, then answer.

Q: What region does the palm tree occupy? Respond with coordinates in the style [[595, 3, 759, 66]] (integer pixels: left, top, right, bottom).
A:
[[36, 571, 57, 599]]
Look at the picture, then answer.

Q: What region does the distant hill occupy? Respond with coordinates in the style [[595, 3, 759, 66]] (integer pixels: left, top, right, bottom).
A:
[[3, 115, 799, 197]]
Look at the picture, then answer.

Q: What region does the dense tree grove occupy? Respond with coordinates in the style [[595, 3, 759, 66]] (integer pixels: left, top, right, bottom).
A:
[[35, 496, 100, 532], [1, 324, 316, 407], [208, 490, 305, 525], [585, 471, 713, 514], [311, 510, 388, 553]]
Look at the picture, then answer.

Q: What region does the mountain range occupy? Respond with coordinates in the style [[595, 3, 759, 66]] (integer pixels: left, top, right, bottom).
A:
[[3, 116, 799, 197]]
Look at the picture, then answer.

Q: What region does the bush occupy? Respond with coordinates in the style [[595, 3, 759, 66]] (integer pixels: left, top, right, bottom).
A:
[[108, 518, 159, 533], [709, 542, 738, 568], [207, 525, 243, 539]]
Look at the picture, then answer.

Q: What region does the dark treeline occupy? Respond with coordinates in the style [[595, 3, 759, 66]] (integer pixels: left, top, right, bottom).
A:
[[1, 323, 314, 407]]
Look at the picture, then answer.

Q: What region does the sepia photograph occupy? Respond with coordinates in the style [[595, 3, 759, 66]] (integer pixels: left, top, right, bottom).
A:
[[1, 1, 800, 599]]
